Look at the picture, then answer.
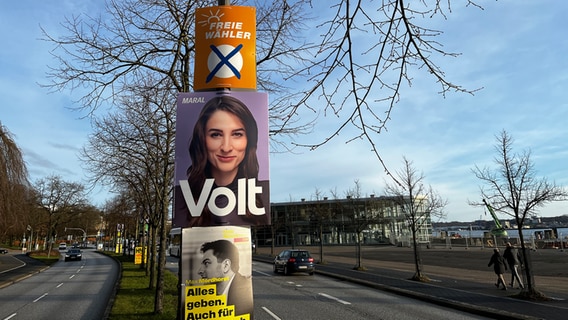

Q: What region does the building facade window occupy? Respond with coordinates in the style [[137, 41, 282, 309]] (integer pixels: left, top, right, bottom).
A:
[[253, 196, 432, 247]]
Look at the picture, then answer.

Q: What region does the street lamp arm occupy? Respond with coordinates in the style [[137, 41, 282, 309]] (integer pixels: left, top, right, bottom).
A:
[[64, 227, 88, 243]]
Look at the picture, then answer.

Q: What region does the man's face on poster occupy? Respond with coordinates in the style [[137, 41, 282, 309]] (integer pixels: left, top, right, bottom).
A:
[[198, 249, 228, 280]]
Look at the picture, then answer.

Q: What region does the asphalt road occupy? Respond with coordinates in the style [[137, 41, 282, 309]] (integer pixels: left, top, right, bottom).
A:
[[0, 249, 119, 320], [255, 245, 568, 319], [251, 261, 491, 320]]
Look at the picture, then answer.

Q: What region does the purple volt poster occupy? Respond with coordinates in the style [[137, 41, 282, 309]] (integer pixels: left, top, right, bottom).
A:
[[173, 91, 270, 227]]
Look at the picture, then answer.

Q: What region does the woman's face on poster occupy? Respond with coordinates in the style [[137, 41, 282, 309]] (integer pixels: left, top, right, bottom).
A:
[[205, 110, 247, 185]]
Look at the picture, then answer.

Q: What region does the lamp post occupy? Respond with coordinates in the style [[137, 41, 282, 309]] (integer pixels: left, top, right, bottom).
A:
[[26, 225, 33, 251], [65, 227, 87, 247], [21, 233, 26, 254]]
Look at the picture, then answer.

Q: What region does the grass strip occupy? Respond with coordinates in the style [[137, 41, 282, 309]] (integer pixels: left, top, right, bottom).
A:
[[27, 249, 62, 266], [107, 254, 179, 320]]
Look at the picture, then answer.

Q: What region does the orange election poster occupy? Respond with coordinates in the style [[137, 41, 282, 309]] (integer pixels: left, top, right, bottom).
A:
[[194, 6, 256, 91]]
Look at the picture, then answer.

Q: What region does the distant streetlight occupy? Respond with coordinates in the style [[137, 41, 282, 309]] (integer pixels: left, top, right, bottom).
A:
[[26, 225, 33, 251], [65, 227, 87, 246]]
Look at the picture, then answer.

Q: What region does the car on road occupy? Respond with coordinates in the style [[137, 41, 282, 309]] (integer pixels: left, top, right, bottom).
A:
[[65, 248, 82, 261], [0, 248, 8, 254], [273, 249, 315, 275], [58, 243, 67, 251]]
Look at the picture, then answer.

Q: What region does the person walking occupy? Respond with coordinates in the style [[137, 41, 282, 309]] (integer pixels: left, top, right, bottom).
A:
[[488, 248, 508, 290], [503, 242, 524, 289]]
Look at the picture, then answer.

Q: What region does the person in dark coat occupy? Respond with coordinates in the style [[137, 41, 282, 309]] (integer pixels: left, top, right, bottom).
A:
[[488, 248, 508, 290], [503, 242, 524, 289], [197, 239, 254, 318]]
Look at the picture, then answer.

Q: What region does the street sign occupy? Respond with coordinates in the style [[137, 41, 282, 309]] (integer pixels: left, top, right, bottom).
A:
[[194, 6, 256, 90]]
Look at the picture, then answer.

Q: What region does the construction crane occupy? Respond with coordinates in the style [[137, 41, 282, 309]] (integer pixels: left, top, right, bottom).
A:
[[482, 199, 508, 237]]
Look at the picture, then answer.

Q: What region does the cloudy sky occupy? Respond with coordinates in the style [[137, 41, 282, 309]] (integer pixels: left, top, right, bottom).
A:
[[2, 1, 567, 223]]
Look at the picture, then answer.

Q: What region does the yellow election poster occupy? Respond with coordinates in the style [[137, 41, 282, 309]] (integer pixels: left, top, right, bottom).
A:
[[182, 226, 253, 320], [194, 6, 256, 91], [134, 246, 147, 265]]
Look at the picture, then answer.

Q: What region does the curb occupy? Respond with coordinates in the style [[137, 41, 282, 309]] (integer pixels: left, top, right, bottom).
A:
[[94, 250, 122, 320]]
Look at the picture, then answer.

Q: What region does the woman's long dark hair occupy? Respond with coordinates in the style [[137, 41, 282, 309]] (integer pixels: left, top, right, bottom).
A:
[[186, 95, 260, 226]]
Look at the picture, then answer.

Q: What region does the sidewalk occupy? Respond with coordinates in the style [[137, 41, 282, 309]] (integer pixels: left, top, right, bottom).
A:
[[253, 245, 568, 320]]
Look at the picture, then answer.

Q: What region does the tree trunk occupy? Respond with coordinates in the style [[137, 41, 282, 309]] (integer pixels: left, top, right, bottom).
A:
[[270, 225, 275, 256], [148, 224, 157, 289], [354, 232, 363, 269], [319, 223, 324, 263], [411, 225, 425, 281], [154, 200, 168, 314]]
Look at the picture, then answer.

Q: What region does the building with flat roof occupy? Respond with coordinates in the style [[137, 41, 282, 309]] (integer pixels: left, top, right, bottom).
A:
[[253, 195, 433, 247]]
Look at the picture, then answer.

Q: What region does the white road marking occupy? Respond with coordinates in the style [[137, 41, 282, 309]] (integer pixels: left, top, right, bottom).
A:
[[33, 293, 48, 303], [3, 313, 17, 320], [254, 270, 272, 276], [261, 307, 281, 320], [319, 292, 351, 305]]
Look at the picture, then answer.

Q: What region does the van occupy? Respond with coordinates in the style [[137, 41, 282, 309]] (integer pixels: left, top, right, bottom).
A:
[[58, 243, 67, 250]]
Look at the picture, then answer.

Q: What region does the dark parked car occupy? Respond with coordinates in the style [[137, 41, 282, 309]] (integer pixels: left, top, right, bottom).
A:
[[0, 248, 8, 254], [64, 249, 82, 261], [273, 249, 315, 275]]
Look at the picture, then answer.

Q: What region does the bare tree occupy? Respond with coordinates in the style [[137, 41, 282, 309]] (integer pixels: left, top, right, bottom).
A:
[[472, 130, 568, 300], [80, 76, 175, 313], [342, 180, 387, 270], [290, 1, 481, 168], [42, 1, 481, 155], [0, 123, 32, 243], [34, 175, 89, 258], [101, 193, 139, 252], [41, 0, 314, 140], [307, 188, 331, 264], [384, 157, 447, 281], [267, 206, 287, 256]]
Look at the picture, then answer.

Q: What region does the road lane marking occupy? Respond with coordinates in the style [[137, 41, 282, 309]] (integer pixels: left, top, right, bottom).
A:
[[261, 307, 281, 320], [4, 313, 17, 320], [56, 283, 64, 288], [285, 281, 303, 288], [33, 293, 48, 302], [254, 270, 272, 276], [69, 275, 75, 279], [319, 292, 351, 305]]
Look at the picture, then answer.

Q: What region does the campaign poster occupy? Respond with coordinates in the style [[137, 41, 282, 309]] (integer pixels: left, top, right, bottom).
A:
[[194, 6, 257, 90], [181, 226, 253, 320], [173, 91, 270, 227]]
